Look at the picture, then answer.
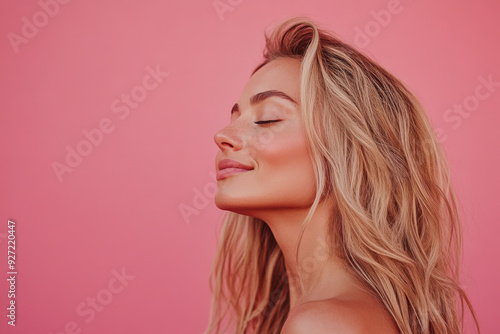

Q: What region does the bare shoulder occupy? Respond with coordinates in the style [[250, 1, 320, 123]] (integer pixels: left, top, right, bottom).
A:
[[281, 298, 399, 334]]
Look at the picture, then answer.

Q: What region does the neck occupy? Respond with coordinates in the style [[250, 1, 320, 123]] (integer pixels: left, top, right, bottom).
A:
[[252, 199, 358, 310]]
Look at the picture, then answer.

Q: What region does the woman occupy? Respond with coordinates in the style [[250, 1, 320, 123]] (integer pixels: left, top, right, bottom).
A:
[[205, 17, 479, 334]]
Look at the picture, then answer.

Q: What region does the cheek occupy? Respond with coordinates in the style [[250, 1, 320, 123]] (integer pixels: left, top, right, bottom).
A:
[[253, 127, 316, 204]]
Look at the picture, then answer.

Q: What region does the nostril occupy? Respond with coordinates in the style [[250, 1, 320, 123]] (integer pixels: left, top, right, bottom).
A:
[[222, 141, 234, 148], [214, 126, 243, 151]]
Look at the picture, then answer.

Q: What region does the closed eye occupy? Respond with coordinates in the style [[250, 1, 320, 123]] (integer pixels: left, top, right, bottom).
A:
[[254, 120, 281, 125]]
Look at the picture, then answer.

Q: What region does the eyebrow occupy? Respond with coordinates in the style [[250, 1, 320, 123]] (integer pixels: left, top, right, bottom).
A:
[[231, 90, 298, 114]]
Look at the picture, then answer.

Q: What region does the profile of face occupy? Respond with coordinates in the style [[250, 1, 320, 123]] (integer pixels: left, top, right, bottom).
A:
[[213, 57, 317, 219]]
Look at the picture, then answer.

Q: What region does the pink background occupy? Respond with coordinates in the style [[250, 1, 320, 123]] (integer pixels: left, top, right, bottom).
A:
[[0, 0, 498, 333]]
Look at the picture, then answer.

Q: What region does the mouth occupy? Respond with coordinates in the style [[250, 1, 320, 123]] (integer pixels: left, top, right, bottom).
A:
[[217, 159, 254, 181], [216, 167, 253, 181]]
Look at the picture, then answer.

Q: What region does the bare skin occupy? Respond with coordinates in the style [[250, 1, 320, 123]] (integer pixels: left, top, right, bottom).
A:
[[214, 57, 399, 333]]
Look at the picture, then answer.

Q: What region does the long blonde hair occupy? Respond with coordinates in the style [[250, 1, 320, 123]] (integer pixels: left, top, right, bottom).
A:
[[205, 16, 479, 334]]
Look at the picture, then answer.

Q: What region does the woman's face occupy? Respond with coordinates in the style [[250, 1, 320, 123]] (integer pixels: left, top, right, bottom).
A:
[[213, 57, 316, 218]]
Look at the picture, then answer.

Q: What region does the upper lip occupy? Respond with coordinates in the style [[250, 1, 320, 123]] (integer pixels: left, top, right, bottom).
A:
[[218, 159, 254, 171]]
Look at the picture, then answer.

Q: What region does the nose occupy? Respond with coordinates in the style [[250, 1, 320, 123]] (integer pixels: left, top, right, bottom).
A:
[[214, 124, 243, 151]]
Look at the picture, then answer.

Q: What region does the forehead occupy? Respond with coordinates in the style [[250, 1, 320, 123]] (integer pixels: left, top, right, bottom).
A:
[[238, 57, 301, 106]]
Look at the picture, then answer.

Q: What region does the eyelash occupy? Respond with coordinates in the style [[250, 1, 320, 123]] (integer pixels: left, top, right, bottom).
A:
[[254, 120, 280, 125]]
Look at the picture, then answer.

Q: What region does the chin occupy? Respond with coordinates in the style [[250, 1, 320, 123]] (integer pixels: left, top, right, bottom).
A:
[[215, 197, 244, 213], [214, 195, 257, 217]]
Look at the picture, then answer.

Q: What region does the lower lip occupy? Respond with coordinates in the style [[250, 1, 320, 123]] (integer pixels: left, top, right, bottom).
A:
[[216, 168, 253, 181]]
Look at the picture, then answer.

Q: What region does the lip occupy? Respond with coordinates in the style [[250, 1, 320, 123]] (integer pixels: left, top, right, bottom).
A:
[[217, 159, 254, 181]]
